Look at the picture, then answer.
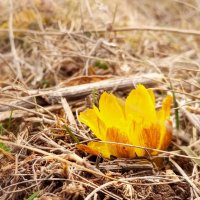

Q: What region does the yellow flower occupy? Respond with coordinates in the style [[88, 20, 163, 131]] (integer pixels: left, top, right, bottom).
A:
[[77, 85, 172, 159]]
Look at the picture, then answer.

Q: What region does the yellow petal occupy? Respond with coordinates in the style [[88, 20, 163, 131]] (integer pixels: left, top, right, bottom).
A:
[[78, 108, 106, 140], [128, 122, 145, 156], [106, 128, 136, 158], [157, 120, 172, 150], [116, 97, 126, 117], [148, 88, 156, 105], [156, 95, 172, 149], [129, 122, 165, 156], [141, 124, 163, 155], [98, 92, 126, 130], [125, 85, 157, 125], [162, 95, 172, 119], [76, 144, 100, 156], [157, 95, 172, 120], [76, 142, 111, 158]]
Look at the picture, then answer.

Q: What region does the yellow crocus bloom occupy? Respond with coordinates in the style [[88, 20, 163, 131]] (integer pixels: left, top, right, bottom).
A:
[[77, 85, 172, 159]]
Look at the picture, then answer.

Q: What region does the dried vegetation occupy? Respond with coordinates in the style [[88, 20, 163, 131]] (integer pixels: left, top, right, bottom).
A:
[[0, 0, 200, 199]]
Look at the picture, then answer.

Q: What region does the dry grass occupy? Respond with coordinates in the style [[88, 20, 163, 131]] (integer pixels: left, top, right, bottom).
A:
[[0, 0, 200, 199]]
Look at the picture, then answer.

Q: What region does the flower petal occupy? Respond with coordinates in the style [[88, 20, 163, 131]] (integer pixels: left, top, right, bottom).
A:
[[78, 108, 106, 140], [129, 122, 165, 156], [98, 92, 126, 130], [125, 85, 157, 125], [106, 128, 136, 158], [159, 95, 172, 120], [76, 142, 111, 158], [148, 88, 156, 105], [156, 95, 172, 149], [157, 120, 172, 150], [78, 85, 173, 159]]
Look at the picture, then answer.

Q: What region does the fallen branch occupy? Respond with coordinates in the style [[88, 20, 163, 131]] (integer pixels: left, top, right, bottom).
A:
[[1, 26, 200, 36], [0, 73, 163, 113]]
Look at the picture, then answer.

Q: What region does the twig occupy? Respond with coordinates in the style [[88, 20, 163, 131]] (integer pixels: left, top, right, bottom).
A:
[[0, 105, 62, 121], [2, 26, 200, 36], [83, 38, 103, 75], [84, 176, 182, 200], [169, 158, 200, 197], [61, 97, 76, 126], [0, 139, 105, 178], [78, 26, 200, 36], [39, 73, 163, 103], [8, 0, 23, 82], [99, 161, 153, 171], [0, 73, 163, 112]]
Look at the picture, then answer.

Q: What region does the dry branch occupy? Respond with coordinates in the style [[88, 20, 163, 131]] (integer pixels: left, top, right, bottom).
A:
[[0, 73, 164, 113], [2, 26, 200, 36], [32, 73, 164, 102], [0, 105, 62, 121], [80, 26, 200, 36]]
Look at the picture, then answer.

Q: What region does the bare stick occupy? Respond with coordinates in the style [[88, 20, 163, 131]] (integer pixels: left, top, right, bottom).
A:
[[2, 26, 200, 36], [8, 0, 23, 81], [0, 73, 163, 112], [40, 73, 163, 103], [78, 26, 200, 36], [83, 39, 103, 75], [61, 97, 76, 126]]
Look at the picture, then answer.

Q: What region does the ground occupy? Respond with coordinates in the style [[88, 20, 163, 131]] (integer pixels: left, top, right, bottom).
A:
[[0, 0, 200, 199]]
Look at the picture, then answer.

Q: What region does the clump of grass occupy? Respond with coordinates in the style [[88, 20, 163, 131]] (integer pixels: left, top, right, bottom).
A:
[[95, 60, 108, 70], [0, 142, 10, 152]]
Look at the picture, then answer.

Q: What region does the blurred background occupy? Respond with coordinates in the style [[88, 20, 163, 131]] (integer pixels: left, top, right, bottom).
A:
[[1, 0, 200, 88]]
